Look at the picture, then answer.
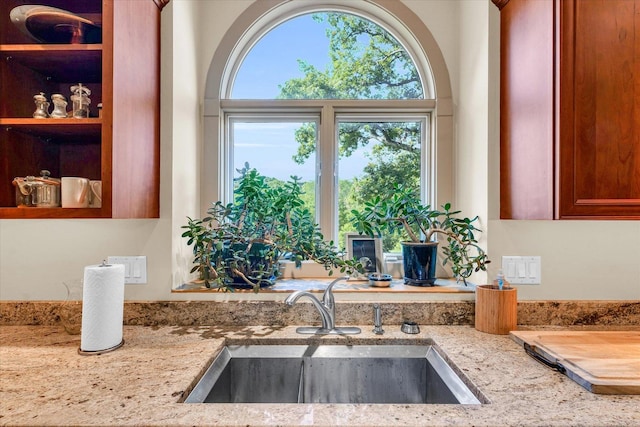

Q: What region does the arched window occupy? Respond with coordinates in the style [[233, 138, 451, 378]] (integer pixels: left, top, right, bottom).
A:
[[204, 0, 453, 254]]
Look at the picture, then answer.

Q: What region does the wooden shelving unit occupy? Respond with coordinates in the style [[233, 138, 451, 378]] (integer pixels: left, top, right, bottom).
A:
[[0, 0, 161, 219]]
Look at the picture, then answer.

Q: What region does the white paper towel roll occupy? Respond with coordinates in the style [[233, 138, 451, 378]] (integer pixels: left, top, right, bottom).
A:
[[80, 263, 125, 352]]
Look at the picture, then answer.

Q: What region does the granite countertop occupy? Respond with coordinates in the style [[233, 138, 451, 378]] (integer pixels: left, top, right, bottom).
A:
[[1, 325, 639, 427]]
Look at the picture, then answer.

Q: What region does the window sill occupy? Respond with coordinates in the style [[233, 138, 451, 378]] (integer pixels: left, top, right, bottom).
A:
[[173, 277, 475, 294]]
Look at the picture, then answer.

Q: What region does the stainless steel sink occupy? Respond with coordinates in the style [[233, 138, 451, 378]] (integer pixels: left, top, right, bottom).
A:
[[184, 345, 481, 404]]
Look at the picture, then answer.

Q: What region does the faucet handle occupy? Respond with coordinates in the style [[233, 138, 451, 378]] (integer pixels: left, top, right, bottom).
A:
[[322, 276, 348, 306]]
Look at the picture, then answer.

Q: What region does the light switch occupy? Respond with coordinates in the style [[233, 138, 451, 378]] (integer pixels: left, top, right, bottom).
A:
[[502, 256, 541, 285], [107, 256, 147, 284], [528, 261, 538, 278], [506, 262, 516, 278], [133, 261, 142, 278], [517, 262, 526, 278]]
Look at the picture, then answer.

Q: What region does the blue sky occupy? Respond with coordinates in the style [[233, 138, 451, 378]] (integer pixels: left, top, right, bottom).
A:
[[232, 122, 316, 181], [232, 121, 373, 182], [232, 14, 330, 99], [232, 14, 328, 181]]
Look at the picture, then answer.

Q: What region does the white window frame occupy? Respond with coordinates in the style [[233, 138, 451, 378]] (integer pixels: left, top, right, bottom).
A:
[[221, 101, 434, 243], [224, 113, 321, 205]]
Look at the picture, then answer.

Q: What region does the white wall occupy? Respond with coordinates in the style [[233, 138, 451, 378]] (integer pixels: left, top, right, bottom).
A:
[[456, 0, 490, 286], [0, 0, 638, 302], [489, 220, 640, 299], [169, 0, 202, 289]]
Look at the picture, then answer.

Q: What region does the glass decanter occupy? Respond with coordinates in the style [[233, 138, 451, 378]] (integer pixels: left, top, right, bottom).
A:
[[50, 94, 68, 118]]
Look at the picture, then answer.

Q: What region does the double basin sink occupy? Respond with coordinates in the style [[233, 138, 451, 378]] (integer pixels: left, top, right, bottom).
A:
[[184, 343, 482, 404]]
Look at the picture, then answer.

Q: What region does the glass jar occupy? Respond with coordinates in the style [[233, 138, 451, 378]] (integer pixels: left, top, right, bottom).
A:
[[70, 83, 91, 118], [60, 280, 83, 335]]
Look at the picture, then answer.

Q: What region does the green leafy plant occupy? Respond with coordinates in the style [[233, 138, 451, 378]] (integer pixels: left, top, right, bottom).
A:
[[351, 184, 490, 284], [182, 164, 360, 292]]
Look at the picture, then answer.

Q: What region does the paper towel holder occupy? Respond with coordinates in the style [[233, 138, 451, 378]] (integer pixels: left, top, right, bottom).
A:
[[77, 260, 125, 356]]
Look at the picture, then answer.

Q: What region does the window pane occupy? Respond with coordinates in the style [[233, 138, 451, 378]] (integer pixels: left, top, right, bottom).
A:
[[231, 121, 317, 217], [337, 121, 422, 253], [232, 12, 423, 100]]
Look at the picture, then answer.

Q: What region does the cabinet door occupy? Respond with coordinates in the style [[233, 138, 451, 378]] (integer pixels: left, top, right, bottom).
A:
[[558, 0, 640, 218]]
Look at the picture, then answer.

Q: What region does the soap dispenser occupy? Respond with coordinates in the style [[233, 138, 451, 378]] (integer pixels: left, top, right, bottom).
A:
[[493, 269, 510, 290]]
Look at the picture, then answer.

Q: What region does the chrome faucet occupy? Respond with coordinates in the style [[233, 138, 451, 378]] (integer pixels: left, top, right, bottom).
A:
[[284, 276, 361, 335]]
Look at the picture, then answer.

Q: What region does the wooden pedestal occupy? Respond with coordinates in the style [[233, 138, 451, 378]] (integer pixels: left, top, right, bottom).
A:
[[475, 285, 517, 334]]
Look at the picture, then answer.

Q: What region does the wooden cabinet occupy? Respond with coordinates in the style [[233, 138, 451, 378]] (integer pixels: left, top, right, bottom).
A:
[[0, 0, 163, 218], [495, 0, 640, 219]]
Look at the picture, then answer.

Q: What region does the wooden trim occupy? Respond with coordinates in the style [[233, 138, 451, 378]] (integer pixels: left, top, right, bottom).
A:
[[491, 0, 510, 10], [499, 0, 555, 219], [111, 0, 160, 218], [102, 0, 114, 219]]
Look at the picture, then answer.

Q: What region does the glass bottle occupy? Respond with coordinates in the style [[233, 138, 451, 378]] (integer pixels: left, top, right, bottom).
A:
[[50, 94, 68, 118], [70, 83, 91, 118], [33, 92, 50, 119]]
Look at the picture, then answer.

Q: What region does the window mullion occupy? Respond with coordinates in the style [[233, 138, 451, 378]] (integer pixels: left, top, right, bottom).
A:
[[318, 104, 336, 240]]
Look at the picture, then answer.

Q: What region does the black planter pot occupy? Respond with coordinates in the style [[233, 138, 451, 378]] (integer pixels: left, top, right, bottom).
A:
[[401, 241, 438, 286], [223, 242, 278, 288]]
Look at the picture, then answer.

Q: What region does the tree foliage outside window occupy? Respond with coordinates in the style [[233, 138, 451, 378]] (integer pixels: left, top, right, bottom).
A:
[[277, 13, 422, 100]]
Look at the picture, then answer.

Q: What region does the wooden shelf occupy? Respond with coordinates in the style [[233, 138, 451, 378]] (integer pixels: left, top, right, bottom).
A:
[[0, 44, 101, 51], [0, 207, 110, 219], [0, 44, 102, 82], [0, 118, 101, 140]]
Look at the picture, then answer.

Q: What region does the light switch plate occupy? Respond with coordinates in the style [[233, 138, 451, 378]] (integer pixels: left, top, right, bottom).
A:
[[502, 256, 541, 285], [107, 256, 147, 284]]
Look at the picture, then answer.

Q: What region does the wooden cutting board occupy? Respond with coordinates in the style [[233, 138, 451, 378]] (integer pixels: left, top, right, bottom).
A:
[[511, 331, 640, 394]]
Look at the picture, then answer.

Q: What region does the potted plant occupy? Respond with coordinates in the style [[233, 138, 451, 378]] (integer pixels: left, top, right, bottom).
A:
[[350, 184, 490, 286], [182, 164, 359, 292]]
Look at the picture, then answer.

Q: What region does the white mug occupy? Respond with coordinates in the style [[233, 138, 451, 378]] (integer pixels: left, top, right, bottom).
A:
[[89, 180, 102, 208], [61, 177, 90, 208]]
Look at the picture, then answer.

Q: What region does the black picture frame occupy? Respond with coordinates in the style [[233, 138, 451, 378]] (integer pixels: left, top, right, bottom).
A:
[[345, 233, 383, 276]]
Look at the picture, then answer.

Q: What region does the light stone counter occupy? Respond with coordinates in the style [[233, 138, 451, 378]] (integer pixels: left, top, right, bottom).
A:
[[1, 325, 639, 426]]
